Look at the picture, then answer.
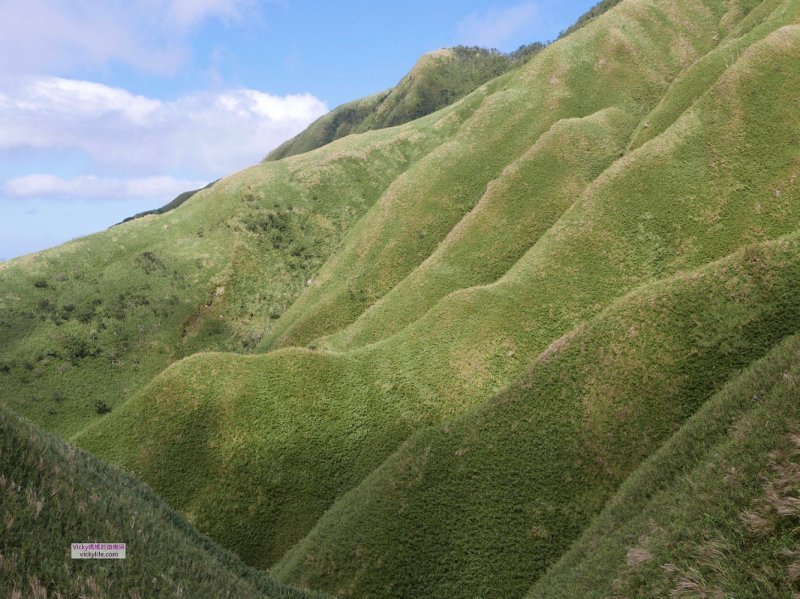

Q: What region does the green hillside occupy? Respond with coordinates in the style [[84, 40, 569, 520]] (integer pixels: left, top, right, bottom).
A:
[[0, 404, 320, 598], [2, 0, 800, 597], [273, 232, 800, 596], [265, 46, 537, 162], [120, 180, 219, 223], [0, 112, 456, 437]]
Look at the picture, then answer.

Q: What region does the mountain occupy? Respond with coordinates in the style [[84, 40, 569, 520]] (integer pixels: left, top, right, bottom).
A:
[[119, 180, 219, 224], [264, 45, 542, 162], [2, 0, 800, 597], [266, 0, 627, 165], [124, 46, 543, 225]]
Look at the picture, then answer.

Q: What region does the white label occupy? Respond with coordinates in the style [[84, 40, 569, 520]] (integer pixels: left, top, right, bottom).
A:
[[71, 543, 126, 559]]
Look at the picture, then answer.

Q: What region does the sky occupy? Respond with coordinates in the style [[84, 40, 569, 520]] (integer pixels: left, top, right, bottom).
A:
[[0, 0, 598, 260]]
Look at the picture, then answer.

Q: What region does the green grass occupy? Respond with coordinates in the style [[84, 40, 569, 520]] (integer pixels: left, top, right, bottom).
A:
[[0, 404, 324, 598], [2, 0, 800, 597], [532, 332, 800, 598], [73, 0, 800, 577], [316, 105, 637, 350], [272, 232, 800, 598], [265, 46, 532, 162]]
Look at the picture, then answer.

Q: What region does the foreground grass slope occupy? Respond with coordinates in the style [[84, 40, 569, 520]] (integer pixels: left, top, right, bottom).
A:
[[0, 405, 319, 598], [532, 332, 800, 598], [274, 233, 800, 598], [75, 0, 800, 579]]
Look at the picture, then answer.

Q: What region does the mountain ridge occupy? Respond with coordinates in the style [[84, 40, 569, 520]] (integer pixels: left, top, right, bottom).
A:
[[2, 0, 800, 597], [264, 44, 543, 163]]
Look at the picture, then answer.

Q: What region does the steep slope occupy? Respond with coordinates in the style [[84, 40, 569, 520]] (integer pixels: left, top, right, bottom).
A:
[[0, 404, 320, 598], [73, 0, 800, 579], [273, 232, 800, 597], [0, 101, 458, 437], [3, 0, 799, 596], [265, 47, 526, 162], [532, 332, 800, 598]]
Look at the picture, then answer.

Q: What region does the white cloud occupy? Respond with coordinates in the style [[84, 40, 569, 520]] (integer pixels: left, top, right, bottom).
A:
[[0, 76, 328, 177], [0, 0, 257, 75], [4, 174, 208, 201], [160, 0, 255, 30], [456, 2, 540, 49]]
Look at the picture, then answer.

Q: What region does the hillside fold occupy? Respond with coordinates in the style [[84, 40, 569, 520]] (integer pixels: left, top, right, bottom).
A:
[[2, 0, 800, 597]]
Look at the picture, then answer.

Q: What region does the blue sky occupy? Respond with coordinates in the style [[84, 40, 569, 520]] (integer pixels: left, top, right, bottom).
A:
[[0, 0, 598, 260]]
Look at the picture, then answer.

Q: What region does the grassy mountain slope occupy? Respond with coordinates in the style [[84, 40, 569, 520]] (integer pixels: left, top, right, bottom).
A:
[[0, 404, 320, 599], [265, 47, 526, 162], [73, 0, 800, 578], [531, 332, 800, 598], [1, 0, 799, 596], [316, 0, 798, 353], [258, 0, 726, 352], [0, 105, 456, 438], [273, 232, 800, 598]]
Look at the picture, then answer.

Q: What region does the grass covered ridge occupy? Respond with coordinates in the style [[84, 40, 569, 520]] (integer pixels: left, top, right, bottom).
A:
[[1, 0, 799, 597], [75, 0, 800, 581], [265, 46, 540, 162], [0, 404, 322, 598]]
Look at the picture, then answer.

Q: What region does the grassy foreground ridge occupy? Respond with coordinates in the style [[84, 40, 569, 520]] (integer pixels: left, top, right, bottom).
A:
[[0, 404, 321, 598], [1, 0, 800, 597]]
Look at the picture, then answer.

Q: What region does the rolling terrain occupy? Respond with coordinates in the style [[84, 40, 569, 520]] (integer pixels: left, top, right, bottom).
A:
[[2, 0, 800, 597], [0, 404, 321, 598]]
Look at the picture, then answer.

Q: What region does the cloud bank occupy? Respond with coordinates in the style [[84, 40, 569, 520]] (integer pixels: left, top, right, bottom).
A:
[[0, 76, 328, 181], [0, 0, 258, 75], [3, 174, 208, 201]]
